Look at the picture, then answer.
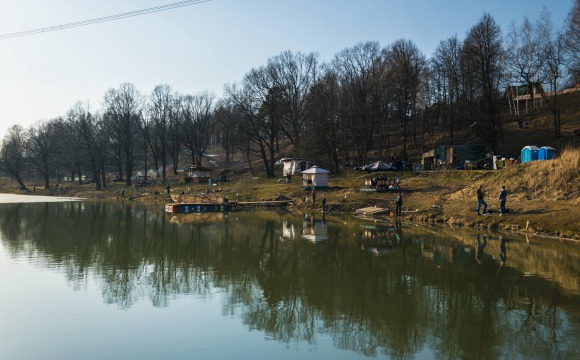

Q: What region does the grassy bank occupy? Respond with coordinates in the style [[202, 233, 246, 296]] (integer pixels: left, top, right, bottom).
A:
[[2, 148, 579, 240]]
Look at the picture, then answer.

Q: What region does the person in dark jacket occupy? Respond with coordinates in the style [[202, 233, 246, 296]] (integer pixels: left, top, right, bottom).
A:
[[499, 186, 507, 215], [395, 192, 403, 216], [476, 185, 488, 215]]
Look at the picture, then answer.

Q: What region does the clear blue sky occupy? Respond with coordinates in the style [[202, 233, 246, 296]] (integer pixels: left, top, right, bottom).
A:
[[0, 0, 573, 140]]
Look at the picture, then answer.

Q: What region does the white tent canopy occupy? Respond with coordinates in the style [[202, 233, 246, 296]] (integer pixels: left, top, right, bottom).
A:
[[301, 166, 330, 188]]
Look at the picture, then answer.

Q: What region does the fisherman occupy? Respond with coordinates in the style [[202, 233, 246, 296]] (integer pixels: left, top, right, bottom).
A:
[[322, 194, 327, 213], [395, 192, 403, 216], [476, 185, 488, 215], [499, 185, 507, 216]]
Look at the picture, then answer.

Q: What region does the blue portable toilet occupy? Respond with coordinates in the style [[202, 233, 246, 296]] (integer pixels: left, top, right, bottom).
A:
[[521, 146, 539, 163], [538, 146, 556, 160]]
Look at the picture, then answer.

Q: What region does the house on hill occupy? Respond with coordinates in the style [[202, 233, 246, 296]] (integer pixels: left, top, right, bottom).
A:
[[505, 82, 545, 116]]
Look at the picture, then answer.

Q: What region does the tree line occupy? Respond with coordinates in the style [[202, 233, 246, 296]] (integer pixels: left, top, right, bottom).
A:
[[2, 5, 580, 190]]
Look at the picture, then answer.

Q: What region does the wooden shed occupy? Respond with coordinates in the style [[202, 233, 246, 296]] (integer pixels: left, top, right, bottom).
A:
[[177, 165, 212, 184]]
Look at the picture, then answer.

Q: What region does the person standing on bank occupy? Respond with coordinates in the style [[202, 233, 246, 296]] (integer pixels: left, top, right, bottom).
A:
[[499, 186, 507, 216], [476, 185, 488, 215], [395, 192, 403, 216], [322, 194, 327, 213]]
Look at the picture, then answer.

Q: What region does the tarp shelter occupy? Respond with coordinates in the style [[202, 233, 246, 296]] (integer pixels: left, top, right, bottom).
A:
[[302, 166, 329, 188], [362, 161, 397, 172], [277, 158, 312, 176], [538, 146, 556, 160], [422, 145, 488, 169], [521, 146, 539, 163]]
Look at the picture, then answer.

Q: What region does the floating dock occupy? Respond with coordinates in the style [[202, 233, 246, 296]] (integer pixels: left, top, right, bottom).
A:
[[165, 203, 233, 213]]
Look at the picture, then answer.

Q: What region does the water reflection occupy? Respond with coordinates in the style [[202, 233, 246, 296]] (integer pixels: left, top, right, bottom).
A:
[[301, 214, 327, 242], [1, 201, 579, 359]]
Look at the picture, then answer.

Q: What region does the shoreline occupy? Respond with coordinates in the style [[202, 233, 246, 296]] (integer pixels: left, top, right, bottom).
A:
[[0, 193, 85, 203]]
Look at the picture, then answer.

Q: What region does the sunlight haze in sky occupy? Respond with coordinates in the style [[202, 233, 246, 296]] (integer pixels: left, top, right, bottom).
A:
[[0, 0, 573, 140]]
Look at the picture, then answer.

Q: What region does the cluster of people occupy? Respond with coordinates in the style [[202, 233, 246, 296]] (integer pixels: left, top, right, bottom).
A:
[[476, 185, 508, 216]]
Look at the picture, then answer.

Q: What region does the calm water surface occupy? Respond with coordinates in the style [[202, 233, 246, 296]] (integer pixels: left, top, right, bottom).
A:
[[0, 201, 579, 359]]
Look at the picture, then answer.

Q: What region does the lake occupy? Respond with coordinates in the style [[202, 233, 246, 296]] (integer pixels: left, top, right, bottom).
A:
[[1, 200, 579, 359]]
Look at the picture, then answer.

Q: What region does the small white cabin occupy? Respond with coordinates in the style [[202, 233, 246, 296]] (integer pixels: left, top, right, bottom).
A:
[[301, 166, 330, 188]]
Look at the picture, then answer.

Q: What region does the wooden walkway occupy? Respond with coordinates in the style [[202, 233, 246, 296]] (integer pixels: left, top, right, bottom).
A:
[[355, 206, 390, 218]]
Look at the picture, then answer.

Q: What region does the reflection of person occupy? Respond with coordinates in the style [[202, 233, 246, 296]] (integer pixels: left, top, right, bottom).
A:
[[395, 192, 403, 216], [476, 185, 488, 215], [475, 234, 487, 264], [499, 186, 507, 216], [499, 236, 507, 266], [311, 189, 316, 208], [395, 220, 402, 245]]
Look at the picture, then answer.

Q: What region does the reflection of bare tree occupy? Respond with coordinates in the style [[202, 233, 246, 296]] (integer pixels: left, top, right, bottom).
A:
[[1, 203, 580, 359]]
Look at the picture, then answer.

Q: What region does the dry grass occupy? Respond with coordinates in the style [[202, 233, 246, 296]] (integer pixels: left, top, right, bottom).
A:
[[491, 147, 580, 203]]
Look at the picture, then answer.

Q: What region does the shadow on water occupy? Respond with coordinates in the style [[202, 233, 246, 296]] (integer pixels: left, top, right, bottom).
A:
[[1, 201, 580, 359]]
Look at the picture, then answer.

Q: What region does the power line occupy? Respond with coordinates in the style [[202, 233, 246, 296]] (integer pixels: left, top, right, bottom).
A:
[[0, 0, 211, 40]]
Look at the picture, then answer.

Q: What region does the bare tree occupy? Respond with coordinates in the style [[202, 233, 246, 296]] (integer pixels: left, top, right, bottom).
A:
[[168, 95, 182, 175], [0, 125, 29, 190], [267, 50, 319, 154], [66, 102, 105, 190], [565, 0, 580, 81], [304, 69, 342, 172], [179, 91, 216, 166], [146, 84, 174, 179], [331, 41, 388, 163], [537, 8, 567, 138], [58, 106, 86, 184], [387, 39, 427, 160], [26, 120, 60, 189], [225, 65, 281, 177], [213, 99, 241, 163], [102, 83, 143, 186], [462, 13, 504, 152]]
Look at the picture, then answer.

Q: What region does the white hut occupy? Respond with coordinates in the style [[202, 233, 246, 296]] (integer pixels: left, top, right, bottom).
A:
[[301, 166, 330, 188]]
